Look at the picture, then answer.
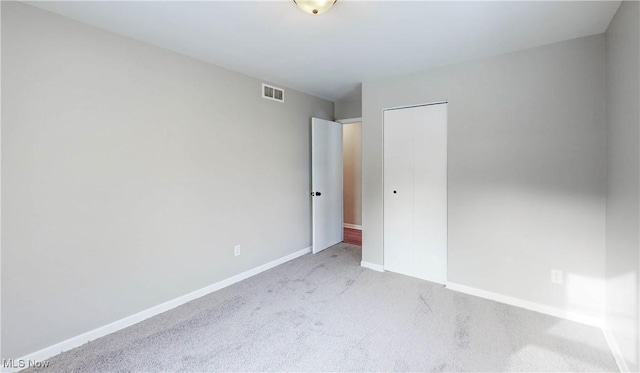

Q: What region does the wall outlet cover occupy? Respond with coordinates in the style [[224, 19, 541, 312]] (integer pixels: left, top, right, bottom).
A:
[[551, 269, 563, 284]]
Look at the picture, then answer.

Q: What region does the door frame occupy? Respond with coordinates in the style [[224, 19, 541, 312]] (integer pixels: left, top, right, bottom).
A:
[[337, 117, 362, 125], [381, 101, 449, 281]]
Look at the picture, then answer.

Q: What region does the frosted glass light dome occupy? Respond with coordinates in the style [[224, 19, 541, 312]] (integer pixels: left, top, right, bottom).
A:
[[294, 0, 337, 15]]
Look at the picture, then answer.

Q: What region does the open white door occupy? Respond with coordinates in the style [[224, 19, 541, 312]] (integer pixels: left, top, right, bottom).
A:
[[312, 117, 343, 254]]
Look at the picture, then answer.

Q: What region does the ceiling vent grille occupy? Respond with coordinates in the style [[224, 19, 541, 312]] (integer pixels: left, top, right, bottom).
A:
[[262, 83, 284, 103]]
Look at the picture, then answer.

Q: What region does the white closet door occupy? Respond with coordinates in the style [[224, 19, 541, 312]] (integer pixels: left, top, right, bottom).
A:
[[412, 104, 447, 284], [384, 103, 447, 284], [383, 109, 414, 275]]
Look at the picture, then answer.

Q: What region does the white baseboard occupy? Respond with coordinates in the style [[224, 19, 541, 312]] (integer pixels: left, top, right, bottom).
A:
[[448, 282, 626, 371], [445, 282, 604, 328], [343, 223, 362, 230], [602, 327, 630, 372], [361, 261, 384, 272], [6, 246, 312, 372]]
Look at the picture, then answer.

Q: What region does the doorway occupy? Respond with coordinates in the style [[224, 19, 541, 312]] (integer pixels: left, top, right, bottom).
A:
[[342, 119, 362, 246]]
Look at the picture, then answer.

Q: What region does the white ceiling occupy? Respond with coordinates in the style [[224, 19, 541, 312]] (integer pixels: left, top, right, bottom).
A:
[[27, 1, 620, 101]]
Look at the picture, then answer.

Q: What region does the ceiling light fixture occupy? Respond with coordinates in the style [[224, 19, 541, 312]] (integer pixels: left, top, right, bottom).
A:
[[293, 0, 337, 15]]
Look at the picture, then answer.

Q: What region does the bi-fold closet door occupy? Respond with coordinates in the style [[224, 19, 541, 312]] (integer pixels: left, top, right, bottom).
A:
[[383, 103, 448, 284]]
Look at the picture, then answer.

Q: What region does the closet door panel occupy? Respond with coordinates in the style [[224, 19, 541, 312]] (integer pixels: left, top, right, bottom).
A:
[[383, 109, 414, 274], [412, 104, 448, 284]]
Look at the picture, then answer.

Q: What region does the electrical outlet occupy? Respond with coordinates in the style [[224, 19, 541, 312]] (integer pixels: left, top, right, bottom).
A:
[[234, 244, 241, 257], [551, 269, 563, 284]]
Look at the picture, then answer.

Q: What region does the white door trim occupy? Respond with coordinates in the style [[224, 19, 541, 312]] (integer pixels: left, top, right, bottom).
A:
[[383, 101, 447, 112], [337, 117, 362, 124]]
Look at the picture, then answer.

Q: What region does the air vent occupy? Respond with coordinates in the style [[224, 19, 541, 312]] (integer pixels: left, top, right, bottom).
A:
[[262, 83, 284, 103]]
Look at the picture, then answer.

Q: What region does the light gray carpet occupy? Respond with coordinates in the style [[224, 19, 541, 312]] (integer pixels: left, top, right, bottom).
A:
[[28, 243, 618, 372]]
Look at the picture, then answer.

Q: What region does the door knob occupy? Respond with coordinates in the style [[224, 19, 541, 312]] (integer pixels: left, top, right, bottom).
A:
[[316, 192, 322, 196], [393, 190, 397, 194]]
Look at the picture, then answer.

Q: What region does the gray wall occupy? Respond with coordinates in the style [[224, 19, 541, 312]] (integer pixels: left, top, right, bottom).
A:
[[1, 2, 333, 358], [362, 35, 607, 318], [343, 122, 362, 226], [335, 85, 362, 120], [605, 1, 640, 371]]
